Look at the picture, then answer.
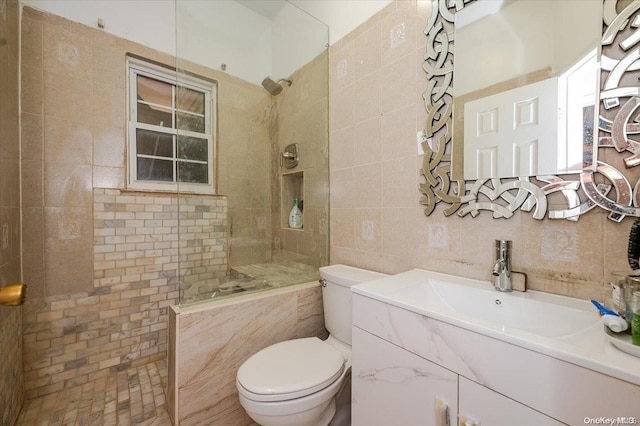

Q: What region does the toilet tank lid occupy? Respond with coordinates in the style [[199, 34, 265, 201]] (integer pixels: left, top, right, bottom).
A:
[[319, 264, 388, 287]]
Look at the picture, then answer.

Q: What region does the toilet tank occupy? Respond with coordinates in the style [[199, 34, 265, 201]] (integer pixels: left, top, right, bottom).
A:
[[319, 264, 388, 346]]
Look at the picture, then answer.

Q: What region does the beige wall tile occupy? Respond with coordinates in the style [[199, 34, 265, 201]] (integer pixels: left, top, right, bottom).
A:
[[353, 208, 383, 253], [43, 71, 93, 123], [381, 102, 417, 160], [354, 20, 382, 81], [22, 207, 44, 254], [44, 164, 92, 207], [44, 117, 93, 165], [354, 116, 382, 166], [330, 126, 355, 170], [352, 163, 383, 208], [354, 71, 382, 123], [0, 159, 20, 207], [329, 85, 355, 130], [382, 156, 418, 208], [21, 160, 44, 207], [21, 113, 43, 162], [22, 17, 43, 69], [93, 126, 125, 168], [381, 52, 417, 113], [329, 41, 355, 93], [330, 208, 355, 249], [44, 248, 94, 296], [23, 252, 45, 298], [22, 65, 43, 115], [92, 35, 126, 88], [382, 207, 417, 257], [42, 22, 93, 80], [381, 1, 417, 66], [44, 206, 93, 254], [92, 82, 126, 128]]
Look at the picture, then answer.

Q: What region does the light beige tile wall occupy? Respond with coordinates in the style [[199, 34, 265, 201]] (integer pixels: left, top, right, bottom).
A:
[[272, 52, 329, 268], [0, 0, 24, 423], [19, 5, 261, 398], [213, 65, 273, 268], [168, 283, 326, 425], [328, 0, 624, 301]]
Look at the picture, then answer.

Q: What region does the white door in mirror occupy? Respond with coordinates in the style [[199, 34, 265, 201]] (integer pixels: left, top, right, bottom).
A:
[[464, 78, 558, 180]]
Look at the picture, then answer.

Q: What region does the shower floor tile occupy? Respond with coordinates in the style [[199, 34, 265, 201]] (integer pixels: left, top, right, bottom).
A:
[[16, 360, 170, 426]]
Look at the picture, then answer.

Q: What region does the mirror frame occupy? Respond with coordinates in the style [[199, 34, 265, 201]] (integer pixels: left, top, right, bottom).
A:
[[420, 0, 640, 222]]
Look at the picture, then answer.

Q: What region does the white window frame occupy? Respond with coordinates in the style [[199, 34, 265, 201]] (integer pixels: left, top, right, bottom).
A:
[[126, 56, 216, 194]]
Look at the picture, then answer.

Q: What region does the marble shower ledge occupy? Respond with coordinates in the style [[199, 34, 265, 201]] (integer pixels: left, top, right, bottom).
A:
[[352, 268, 640, 387], [173, 280, 320, 314]]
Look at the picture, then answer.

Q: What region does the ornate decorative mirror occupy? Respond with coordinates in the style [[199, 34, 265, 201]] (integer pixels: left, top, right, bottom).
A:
[[420, 0, 640, 222]]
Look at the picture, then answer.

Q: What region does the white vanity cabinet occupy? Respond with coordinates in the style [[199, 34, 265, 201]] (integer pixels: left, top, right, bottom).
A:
[[353, 325, 561, 426], [352, 326, 457, 426], [458, 377, 562, 426], [352, 291, 640, 425]]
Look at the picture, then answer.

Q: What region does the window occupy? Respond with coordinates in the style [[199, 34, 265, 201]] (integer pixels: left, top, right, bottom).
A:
[[127, 57, 216, 194]]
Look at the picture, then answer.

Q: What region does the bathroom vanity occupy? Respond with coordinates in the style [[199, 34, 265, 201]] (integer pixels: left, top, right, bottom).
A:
[[351, 269, 640, 425]]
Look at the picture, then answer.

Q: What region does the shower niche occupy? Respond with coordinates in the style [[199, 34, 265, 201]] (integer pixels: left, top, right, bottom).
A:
[[281, 171, 304, 230]]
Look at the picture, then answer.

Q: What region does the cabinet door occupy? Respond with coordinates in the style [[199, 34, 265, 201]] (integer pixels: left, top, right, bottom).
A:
[[352, 326, 458, 426], [458, 377, 565, 426]]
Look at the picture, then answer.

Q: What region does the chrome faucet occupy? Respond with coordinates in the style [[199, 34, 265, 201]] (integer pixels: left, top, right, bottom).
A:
[[492, 240, 512, 292]]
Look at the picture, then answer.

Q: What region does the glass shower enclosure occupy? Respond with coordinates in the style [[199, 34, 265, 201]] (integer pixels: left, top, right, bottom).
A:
[[174, 1, 329, 305]]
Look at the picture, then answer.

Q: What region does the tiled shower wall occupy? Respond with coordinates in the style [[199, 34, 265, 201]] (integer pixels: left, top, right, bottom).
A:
[[271, 52, 329, 269], [19, 6, 245, 398], [328, 0, 629, 300], [0, 0, 24, 423], [22, 189, 227, 399]]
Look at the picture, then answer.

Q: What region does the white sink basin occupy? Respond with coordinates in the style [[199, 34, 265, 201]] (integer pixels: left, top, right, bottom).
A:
[[353, 269, 599, 339]]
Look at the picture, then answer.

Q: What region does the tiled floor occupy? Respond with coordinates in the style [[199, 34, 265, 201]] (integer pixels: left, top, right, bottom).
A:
[[16, 360, 171, 426]]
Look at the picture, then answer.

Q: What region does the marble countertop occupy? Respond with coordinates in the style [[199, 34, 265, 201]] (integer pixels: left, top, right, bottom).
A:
[[352, 268, 640, 387]]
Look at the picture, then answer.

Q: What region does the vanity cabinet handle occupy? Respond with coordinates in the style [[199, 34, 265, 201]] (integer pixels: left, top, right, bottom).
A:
[[434, 399, 450, 426], [459, 416, 478, 426]]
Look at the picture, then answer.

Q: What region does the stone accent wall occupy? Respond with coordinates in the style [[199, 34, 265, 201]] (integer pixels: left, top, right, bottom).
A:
[[22, 189, 227, 399]]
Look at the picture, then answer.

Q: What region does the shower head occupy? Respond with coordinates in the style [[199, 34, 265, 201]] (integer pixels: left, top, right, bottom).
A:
[[261, 77, 292, 96]]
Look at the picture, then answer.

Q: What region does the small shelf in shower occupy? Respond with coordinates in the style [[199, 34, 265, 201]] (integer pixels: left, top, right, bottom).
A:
[[281, 171, 304, 230]]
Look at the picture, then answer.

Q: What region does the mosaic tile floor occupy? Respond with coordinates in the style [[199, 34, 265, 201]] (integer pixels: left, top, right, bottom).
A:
[[16, 360, 171, 426]]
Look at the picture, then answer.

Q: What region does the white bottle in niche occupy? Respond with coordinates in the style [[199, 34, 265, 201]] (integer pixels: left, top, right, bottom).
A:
[[289, 198, 303, 229]]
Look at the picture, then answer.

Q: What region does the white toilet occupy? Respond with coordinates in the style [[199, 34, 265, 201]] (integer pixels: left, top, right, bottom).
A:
[[236, 264, 387, 426]]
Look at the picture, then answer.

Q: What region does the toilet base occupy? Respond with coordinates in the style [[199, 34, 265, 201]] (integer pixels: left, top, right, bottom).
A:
[[240, 394, 336, 426]]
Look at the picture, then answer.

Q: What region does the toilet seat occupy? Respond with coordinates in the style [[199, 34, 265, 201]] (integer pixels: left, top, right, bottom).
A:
[[237, 337, 345, 403]]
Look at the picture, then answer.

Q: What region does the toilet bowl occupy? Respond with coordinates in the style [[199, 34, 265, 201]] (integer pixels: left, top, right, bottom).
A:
[[236, 265, 387, 426]]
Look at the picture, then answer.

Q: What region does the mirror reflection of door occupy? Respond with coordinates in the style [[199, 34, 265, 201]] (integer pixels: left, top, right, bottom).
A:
[[452, 0, 601, 180]]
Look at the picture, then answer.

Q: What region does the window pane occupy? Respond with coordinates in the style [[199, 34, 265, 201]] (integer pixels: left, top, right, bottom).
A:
[[136, 130, 174, 158], [137, 75, 173, 128], [177, 87, 204, 114], [178, 136, 208, 162], [177, 112, 205, 133], [137, 158, 174, 181], [178, 161, 208, 184]]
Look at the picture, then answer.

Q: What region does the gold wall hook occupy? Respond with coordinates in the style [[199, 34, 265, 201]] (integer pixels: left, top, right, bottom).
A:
[[0, 283, 26, 306]]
